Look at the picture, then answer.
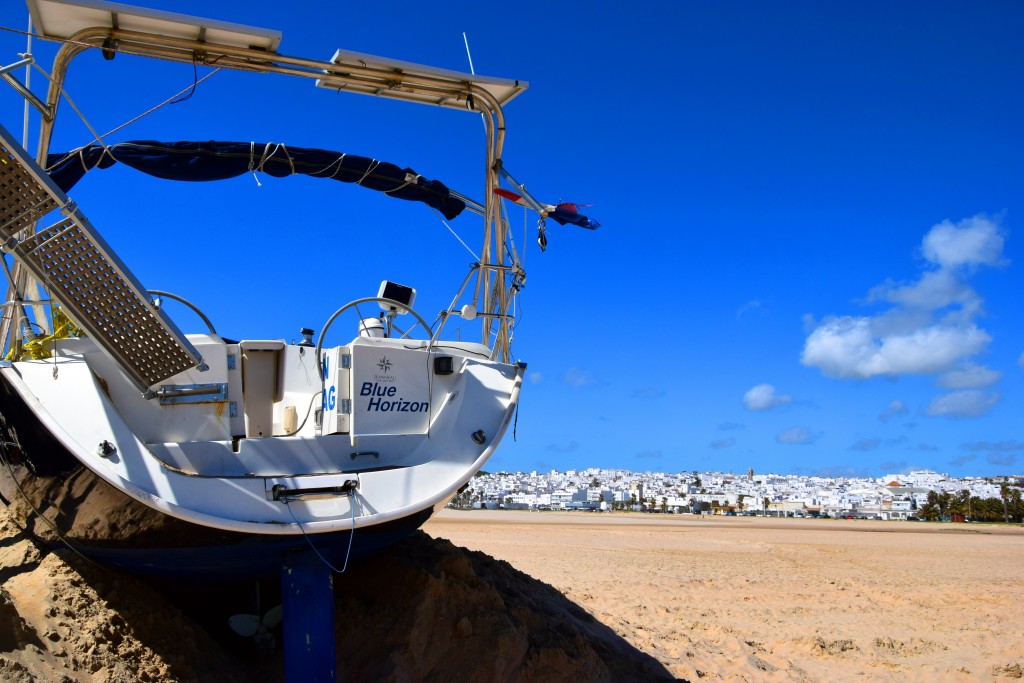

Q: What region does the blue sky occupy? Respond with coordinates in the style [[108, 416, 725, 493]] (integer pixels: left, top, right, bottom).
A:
[[1, 1, 1021, 478]]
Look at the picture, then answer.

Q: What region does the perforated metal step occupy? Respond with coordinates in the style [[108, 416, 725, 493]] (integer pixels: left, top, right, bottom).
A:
[[0, 123, 204, 393]]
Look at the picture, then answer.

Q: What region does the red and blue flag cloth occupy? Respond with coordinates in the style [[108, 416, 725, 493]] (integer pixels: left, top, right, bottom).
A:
[[493, 188, 599, 230]]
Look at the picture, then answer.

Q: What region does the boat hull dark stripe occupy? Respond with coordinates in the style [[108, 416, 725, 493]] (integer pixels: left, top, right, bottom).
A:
[[0, 372, 431, 579]]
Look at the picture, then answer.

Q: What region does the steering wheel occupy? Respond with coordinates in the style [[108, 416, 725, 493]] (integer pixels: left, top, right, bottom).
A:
[[315, 297, 434, 380]]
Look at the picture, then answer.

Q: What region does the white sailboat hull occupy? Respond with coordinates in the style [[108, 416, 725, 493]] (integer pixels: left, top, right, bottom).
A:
[[0, 334, 522, 576]]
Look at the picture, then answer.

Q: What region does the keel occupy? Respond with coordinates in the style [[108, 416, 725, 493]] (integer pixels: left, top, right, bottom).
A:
[[281, 549, 336, 682]]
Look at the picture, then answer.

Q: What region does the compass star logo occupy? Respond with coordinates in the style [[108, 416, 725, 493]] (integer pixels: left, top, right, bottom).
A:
[[377, 356, 393, 373]]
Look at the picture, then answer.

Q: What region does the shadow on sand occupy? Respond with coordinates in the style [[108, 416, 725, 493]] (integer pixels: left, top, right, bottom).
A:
[[59, 530, 681, 682]]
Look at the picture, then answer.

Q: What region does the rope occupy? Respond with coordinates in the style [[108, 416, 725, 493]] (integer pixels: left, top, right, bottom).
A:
[[311, 152, 348, 179], [6, 307, 80, 361], [248, 142, 262, 186], [283, 493, 357, 574], [383, 172, 418, 196], [355, 159, 380, 185], [248, 142, 294, 186]]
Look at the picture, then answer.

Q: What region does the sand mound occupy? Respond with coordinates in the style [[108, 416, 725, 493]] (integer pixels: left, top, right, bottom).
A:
[[0, 515, 677, 682]]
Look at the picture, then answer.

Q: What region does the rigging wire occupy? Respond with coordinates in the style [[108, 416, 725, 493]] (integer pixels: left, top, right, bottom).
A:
[[1, 20, 226, 168], [21, 16, 32, 148], [96, 66, 223, 142], [0, 439, 103, 570], [431, 208, 479, 261], [41, 65, 224, 170], [25, 60, 110, 155]]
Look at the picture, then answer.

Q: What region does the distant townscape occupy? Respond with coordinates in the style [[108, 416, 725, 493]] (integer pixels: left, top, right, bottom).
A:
[[450, 468, 1024, 522]]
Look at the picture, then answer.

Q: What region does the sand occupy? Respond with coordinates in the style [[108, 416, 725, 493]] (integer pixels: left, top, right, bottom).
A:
[[0, 512, 671, 682], [2, 506, 1022, 681], [424, 510, 1024, 682]]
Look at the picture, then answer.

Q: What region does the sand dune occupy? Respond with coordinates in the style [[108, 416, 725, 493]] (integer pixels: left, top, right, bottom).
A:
[[0, 513, 671, 682], [425, 510, 1024, 682]]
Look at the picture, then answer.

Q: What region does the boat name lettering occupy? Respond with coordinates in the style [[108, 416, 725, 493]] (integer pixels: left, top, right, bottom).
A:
[[360, 382, 397, 397], [320, 355, 337, 411], [366, 397, 429, 413], [361, 383, 427, 412]]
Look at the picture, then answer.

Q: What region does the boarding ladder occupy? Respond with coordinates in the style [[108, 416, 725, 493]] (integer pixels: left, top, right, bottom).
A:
[[0, 123, 204, 394]]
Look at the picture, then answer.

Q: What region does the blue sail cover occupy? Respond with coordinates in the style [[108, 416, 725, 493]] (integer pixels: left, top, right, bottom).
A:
[[46, 141, 466, 220]]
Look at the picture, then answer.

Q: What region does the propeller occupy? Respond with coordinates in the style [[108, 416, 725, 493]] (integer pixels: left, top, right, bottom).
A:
[[229, 604, 283, 653]]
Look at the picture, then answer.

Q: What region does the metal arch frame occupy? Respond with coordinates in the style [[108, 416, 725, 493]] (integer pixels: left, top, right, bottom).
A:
[[3, 11, 524, 363]]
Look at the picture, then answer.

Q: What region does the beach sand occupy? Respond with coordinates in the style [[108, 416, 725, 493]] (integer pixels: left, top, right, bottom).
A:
[[424, 509, 1024, 682], [2, 506, 1022, 681]]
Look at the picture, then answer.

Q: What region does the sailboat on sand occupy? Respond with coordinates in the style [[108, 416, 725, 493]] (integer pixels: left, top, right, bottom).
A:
[[0, 0, 597, 578]]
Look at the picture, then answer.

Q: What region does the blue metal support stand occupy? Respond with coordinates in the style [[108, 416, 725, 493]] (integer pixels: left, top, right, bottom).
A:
[[281, 549, 336, 682]]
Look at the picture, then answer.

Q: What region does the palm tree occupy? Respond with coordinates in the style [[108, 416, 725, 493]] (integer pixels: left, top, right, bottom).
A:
[[975, 497, 1001, 522], [948, 490, 969, 520], [1000, 483, 1011, 523], [1009, 487, 1023, 522]]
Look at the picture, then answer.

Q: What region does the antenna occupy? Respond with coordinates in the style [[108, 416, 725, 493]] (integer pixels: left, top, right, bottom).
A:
[[462, 32, 476, 75], [23, 15, 31, 148], [462, 32, 486, 132]]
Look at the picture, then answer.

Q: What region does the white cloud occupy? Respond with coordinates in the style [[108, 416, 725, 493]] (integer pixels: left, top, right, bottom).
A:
[[802, 214, 1004, 381], [736, 299, 762, 320], [868, 270, 981, 320], [960, 440, 1024, 453], [802, 316, 990, 379], [776, 427, 818, 445], [987, 452, 1017, 467], [879, 400, 909, 422], [528, 371, 543, 384], [563, 367, 595, 388], [938, 364, 1002, 389], [927, 390, 1000, 418], [743, 384, 792, 411], [921, 215, 1005, 269], [710, 437, 736, 449]]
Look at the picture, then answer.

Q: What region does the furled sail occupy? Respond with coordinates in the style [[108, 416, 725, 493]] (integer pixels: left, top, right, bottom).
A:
[[46, 141, 466, 220]]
